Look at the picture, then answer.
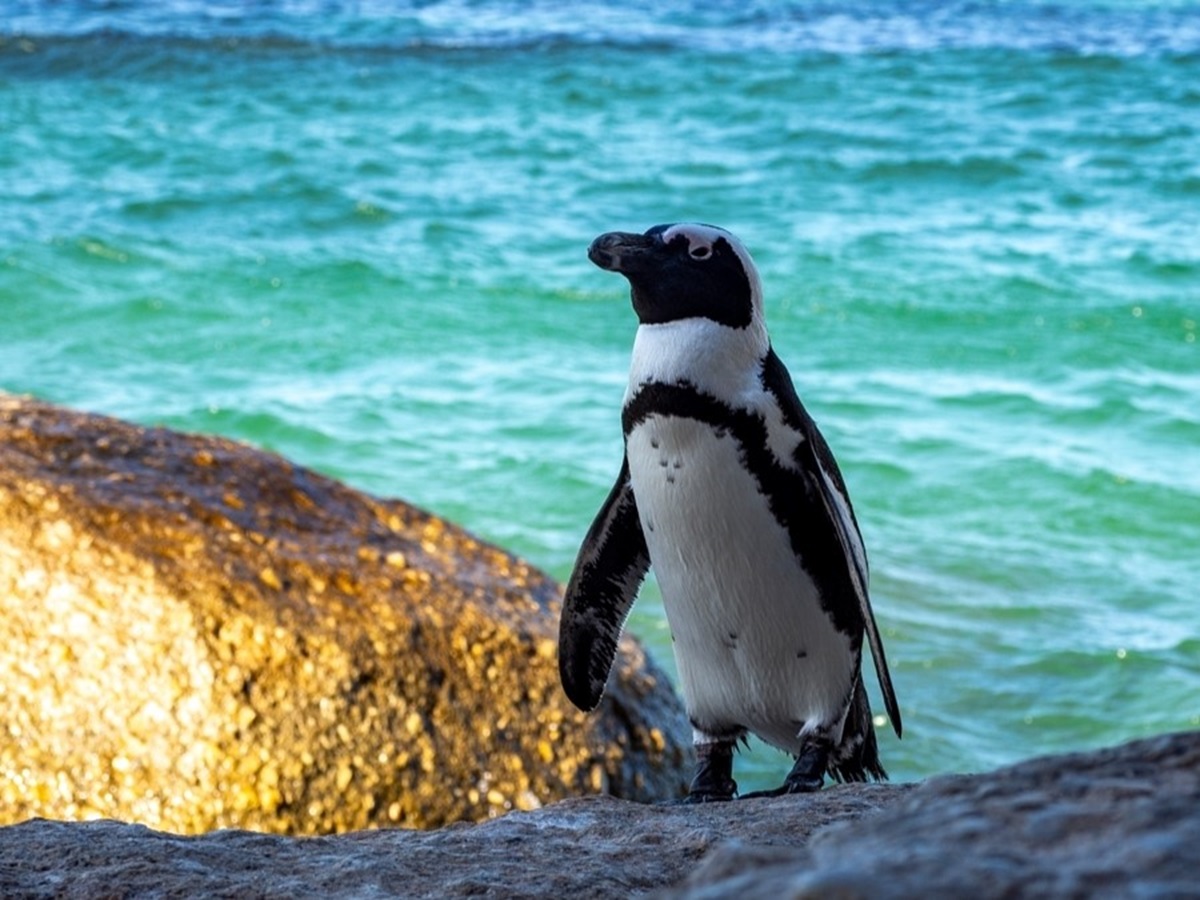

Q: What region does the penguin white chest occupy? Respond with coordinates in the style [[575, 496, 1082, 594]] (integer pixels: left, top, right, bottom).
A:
[[625, 413, 856, 752]]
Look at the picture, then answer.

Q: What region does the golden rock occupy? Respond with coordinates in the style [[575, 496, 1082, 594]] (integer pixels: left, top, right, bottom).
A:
[[0, 394, 690, 835]]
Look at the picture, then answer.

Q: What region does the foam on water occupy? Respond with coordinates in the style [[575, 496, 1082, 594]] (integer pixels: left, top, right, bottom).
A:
[[5, 0, 1200, 55]]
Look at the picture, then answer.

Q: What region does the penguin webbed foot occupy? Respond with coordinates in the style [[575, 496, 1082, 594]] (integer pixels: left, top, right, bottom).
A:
[[684, 739, 738, 803], [740, 742, 829, 800]]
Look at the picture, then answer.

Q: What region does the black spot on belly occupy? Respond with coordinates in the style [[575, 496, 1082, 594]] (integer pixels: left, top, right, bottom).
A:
[[650, 438, 660, 449], [722, 631, 738, 650], [796, 648, 808, 659]]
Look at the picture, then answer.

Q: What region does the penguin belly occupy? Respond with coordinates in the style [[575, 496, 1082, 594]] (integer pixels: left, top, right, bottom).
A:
[[625, 413, 856, 753]]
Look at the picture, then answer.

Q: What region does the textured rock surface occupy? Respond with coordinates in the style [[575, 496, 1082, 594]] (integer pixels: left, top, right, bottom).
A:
[[0, 732, 1195, 898], [0, 788, 907, 899], [676, 730, 1200, 899], [0, 393, 690, 834]]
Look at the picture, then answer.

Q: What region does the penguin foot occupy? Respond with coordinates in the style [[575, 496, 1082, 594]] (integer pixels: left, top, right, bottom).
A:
[[740, 743, 829, 799], [685, 740, 738, 803]]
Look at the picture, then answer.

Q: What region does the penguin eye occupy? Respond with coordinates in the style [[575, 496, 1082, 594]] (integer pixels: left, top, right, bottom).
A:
[[689, 245, 712, 260]]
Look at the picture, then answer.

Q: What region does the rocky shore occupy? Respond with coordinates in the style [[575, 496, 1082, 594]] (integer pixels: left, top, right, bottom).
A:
[[1, 731, 1197, 898], [0, 393, 689, 833], [1, 393, 1195, 897]]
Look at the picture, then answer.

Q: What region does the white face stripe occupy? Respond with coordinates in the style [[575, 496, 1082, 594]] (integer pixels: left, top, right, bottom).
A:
[[661, 223, 721, 259], [659, 223, 764, 315]]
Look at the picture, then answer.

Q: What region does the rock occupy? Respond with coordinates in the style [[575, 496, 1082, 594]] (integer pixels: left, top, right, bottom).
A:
[[674, 729, 1200, 899], [0, 789, 908, 899], [0, 732, 1195, 898], [0, 393, 690, 834]]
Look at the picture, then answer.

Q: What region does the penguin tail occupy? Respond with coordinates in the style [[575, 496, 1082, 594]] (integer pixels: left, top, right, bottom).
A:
[[828, 677, 890, 783]]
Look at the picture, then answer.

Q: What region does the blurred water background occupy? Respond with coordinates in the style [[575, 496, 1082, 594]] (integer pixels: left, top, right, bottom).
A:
[[3, 0, 1199, 791]]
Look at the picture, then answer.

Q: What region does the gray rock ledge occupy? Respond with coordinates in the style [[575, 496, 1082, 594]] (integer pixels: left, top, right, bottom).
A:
[[1, 731, 1197, 899]]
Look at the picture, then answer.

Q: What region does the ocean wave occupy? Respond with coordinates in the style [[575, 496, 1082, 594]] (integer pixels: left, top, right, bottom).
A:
[[3, 0, 1200, 61], [856, 155, 1027, 185]]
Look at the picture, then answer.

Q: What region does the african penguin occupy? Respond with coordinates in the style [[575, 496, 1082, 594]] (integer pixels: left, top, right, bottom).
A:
[[558, 223, 902, 801]]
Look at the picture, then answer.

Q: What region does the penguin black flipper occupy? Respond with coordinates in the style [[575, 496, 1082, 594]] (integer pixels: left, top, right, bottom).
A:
[[761, 347, 903, 739], [558, 455, 651, 711]]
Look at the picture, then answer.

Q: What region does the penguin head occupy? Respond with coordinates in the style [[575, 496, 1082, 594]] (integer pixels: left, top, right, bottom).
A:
[[588, 223, 764, 329]]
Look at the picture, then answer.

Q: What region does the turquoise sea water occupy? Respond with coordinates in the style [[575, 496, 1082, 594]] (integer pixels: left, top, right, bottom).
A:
[[3, 1, 1199, 793]]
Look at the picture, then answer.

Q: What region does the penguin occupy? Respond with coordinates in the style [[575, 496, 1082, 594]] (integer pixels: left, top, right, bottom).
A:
[[558, 223, 902, 801]]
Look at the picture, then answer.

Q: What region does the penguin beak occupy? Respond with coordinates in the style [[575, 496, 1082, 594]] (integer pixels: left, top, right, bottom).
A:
[[588, 231, 658, 274]]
